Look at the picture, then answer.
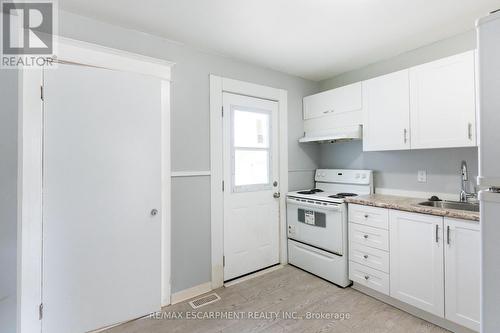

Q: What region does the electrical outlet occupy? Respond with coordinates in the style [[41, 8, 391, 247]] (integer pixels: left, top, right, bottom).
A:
[[417, 170, 427, 183]]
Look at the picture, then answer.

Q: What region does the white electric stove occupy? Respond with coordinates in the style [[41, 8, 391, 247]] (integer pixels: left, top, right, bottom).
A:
[[287, 169, 373, 287]]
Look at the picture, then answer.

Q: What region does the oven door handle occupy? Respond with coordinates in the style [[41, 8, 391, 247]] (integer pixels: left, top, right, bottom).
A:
[[286, 198, 343, 211]]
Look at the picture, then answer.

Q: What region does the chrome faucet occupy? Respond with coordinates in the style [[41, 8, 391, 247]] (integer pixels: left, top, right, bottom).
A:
[[459, 160, 476, 202]]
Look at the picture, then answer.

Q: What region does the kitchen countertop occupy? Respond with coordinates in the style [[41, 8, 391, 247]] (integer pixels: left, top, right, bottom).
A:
[[345, 194, 479, 222]]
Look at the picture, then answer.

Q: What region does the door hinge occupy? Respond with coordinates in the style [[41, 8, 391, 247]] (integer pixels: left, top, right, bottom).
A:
[[39, 303, 43, 320], [222, 181, 225, 191], [221, 106, 224, 117], [40, 86, 44, 101], [223, 255, 225, 267]]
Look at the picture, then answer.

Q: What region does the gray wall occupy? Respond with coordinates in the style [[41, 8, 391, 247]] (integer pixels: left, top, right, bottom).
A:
[[320, 141, 477, 196], [318, 31, 478, 197], [57, 11, 319, 292], [320, 30, 476, 89], [0, 68, 18, 333]]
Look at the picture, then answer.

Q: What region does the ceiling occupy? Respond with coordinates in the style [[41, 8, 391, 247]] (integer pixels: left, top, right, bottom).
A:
[[59, 0, 500, 81]]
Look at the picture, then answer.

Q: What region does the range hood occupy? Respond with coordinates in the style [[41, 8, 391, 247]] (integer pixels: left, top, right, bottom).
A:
[[299, 125, 362, 143]]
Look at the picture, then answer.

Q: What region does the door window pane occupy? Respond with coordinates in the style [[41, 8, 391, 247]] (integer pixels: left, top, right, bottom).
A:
[[233, 110, 269, 148], [231, 106, 272, 192], [234, 149, 269, 186]]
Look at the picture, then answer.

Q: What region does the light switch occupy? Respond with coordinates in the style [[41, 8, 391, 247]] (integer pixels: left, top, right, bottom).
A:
[[417, 170, 427, 183]]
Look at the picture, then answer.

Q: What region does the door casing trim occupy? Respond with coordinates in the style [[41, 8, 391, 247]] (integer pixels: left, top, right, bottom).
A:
[[209, 75, 288, 289], [17, 37, 173, 332]]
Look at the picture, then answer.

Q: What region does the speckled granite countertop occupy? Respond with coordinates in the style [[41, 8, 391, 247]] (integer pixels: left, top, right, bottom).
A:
[[345, 194, 479, 222]]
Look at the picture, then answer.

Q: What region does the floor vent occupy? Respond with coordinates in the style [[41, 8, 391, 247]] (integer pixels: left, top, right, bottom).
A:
[[188, 293, 221, 309]]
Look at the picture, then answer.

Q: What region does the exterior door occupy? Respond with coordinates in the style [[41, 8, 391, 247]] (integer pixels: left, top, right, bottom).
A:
[[444, 218, 480, 331], [42, 64, 162, 333], [389, 210, 444, 317], [222, 92, 280, 281]]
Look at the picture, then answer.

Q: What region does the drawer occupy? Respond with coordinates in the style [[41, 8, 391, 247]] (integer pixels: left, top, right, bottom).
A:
[[288, 239, 350, 287], [349, 242, 389, 273], [349, 223, 389, 251], [349, 204, 389, 229], [349, 261, 390, 295]]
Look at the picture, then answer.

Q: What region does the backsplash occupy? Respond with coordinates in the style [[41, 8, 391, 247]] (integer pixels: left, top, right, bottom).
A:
[[319, 141, 478, 197]]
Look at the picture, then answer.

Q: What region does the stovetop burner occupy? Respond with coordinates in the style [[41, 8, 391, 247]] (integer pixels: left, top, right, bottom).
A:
[[328, 192, 358, 199], [297, 189, 324, 195]]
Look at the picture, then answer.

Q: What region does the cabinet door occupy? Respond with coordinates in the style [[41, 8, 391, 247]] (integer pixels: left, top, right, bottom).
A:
[[303, 82, 362, 120], [444, 218, 480, 331], [363, 70, 410, 151], [389, 210, 444, 317], [409, 51, 476, 149]]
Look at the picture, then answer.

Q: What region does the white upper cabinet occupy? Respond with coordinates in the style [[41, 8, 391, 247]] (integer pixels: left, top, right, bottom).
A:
[[409, 51, 476, 149], [303, 82, 362, 120], [444, 218, 480, 331], [389, 210, 444, 317], [363, 70, 410, 151]]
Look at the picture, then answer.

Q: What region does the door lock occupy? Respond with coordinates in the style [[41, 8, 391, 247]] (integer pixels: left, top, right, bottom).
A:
[[150, 209, 159, 216]]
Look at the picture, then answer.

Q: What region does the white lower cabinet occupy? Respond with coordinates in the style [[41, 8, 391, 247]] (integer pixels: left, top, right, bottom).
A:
[[389, 210, 445, 317], [444, 218, 481, 331], [350, 261, 390, 295], [348, 205, 390, 295], [349, 205, 480, 331]]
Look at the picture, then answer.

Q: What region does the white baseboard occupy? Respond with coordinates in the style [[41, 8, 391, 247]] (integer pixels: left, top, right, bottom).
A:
[[375, 188, 458, 201], [171, 282, 212, 304]]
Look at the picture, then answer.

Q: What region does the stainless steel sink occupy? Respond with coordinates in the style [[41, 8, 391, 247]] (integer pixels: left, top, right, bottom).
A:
[[418, 200, 479, 212]]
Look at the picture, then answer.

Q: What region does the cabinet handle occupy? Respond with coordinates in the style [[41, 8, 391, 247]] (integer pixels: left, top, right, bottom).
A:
[[468, 123, 473, 140], [323, 109, 335, 114], [435, 224, 439, 243], [363, 234, 369, 239], [364, 214, 369, 218], [363, 255, 369, 259], [403, 128, 408, 144], [364, 275, 370, 280], [447, 226, 451, 245]]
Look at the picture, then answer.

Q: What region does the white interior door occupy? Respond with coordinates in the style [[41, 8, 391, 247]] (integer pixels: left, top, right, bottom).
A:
[[42, 63, 162, 333], [223, 92, 280, 281]]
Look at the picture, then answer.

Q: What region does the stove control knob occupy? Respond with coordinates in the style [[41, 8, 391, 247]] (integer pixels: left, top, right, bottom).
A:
[[355, 173, 360, 179]]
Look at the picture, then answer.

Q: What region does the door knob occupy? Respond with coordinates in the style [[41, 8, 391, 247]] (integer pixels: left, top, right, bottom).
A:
[[150, 209, 159, 216], [273, 192, 281, 199]]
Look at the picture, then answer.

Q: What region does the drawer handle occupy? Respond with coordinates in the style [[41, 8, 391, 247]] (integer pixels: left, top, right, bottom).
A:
[[363, 255, 369, 259], [364, 275, 370, 280], [364, 214, 369, 218], [363, 235, 369, 239]]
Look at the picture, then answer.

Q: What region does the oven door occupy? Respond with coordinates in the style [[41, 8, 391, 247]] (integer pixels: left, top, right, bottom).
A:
[[286, 197, 345, 255]]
